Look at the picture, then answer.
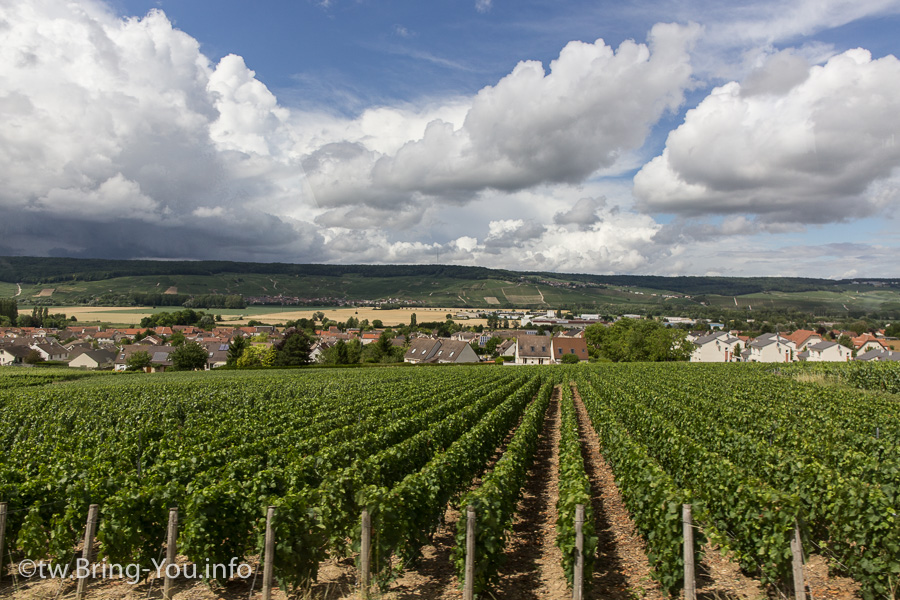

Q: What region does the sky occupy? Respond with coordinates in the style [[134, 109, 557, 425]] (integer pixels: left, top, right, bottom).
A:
[[2, 0, 900, 277]]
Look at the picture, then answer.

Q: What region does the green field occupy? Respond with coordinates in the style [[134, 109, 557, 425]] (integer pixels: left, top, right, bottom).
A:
[[704, 287, 900, 314], [0, 282, 18, 297]]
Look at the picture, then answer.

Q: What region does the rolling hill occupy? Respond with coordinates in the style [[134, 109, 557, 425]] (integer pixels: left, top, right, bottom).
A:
[[1, 256, 899, 318]]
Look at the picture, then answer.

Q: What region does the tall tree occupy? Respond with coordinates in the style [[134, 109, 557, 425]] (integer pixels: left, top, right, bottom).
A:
[[126, 350, 152, 371], [376, 331, 393, 356], [274, 329, 313, 366], [170, 341, 208, 371], [0, 299, 18, 325], [227, 336, 248, 366]]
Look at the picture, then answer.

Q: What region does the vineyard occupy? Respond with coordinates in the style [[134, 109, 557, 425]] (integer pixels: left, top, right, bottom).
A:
[[0, 362, 898, 599]]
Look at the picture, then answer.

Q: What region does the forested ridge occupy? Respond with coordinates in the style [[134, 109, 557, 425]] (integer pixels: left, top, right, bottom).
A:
[[2, 256, 895, 296]]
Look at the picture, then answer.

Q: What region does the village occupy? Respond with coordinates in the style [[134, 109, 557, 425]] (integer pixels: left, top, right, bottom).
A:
[[0, 308, 897, 371]]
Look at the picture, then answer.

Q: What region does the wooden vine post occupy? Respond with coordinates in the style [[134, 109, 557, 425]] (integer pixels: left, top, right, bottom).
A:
[[75, 504, 99, 600], [360, 510, 371, 599], [0, 502, 7, 584], [683, 504, 696, 600], [791, 521, 806, 600], [262, 506, 276, 600], [464, 505, 476, 600], [573, 504, 585, 600], [163, 507, 179, 600]]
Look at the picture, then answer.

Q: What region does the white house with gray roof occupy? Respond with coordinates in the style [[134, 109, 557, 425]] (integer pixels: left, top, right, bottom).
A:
[[806, 341, 852, 362], [747, 334, 797, 363], [404, 338, 479, 364], [690, 331, 742, 362], [855, 348, 900, 362]]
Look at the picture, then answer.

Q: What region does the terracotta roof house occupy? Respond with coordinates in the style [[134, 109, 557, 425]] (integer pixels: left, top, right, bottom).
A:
[[550, 336, 589, 363], [785, 330, 824, 351], [851, 334, 888, 353]]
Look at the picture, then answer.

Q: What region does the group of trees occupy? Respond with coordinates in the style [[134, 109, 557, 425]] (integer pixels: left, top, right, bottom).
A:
[[225, 328, 315, 368], [0, 299, 18, 326], [125, 342, 210, 372], [321, 331, 405, 365], [482, 314, 513, 329], [585, 318, 693, 362], [4, 305, 75, 329], [139, 309, 220, 330]]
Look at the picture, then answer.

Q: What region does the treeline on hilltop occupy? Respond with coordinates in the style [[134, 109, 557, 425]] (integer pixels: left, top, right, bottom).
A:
[[3, 255, 894, 298], [26, 291, 247, 310], [541, 273, 877, 296], [130, 292, 246, 309], [139, 309, 220, 330], [0, 256, 515, 284]]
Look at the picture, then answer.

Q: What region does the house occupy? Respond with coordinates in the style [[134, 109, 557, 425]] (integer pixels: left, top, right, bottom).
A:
[[855, 348, 900, 362], [405, 338, 438, 363], [310, 341, 332, 363], [691, 332, 742, 362], [806, 341, 852, 362], [201, 341, 230, 369], [93, 331, 117, 344], [0, 345, 32, 366], [515, 335, 553, 365], [498, 339, 517, 359], [114, 344, 176, 372], [747, 334, 796, 363], [851, 334, 889, 354], [28, 339, 69, 362], [69, 349, 116, 369], [785, 330, 824, 352], [403, 338, 479, 364], [550, 336, 589, 363], [451, 331, 480, 344], [64, 341, 96, 356], [148, 349, 175, 372], [360, 332, 382, 345]]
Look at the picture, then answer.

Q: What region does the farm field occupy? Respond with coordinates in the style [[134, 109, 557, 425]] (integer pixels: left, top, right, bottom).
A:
[[705, 288, 900, 314], [32, 305, 491, 326], [0, 363, 897, 599]]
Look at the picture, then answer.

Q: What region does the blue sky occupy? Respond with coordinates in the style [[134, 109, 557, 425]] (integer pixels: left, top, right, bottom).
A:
[[2, 0, 900, 276]]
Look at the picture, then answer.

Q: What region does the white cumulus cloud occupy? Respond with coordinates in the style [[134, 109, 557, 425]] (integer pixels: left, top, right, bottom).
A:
[[634, 48, 900, 224]]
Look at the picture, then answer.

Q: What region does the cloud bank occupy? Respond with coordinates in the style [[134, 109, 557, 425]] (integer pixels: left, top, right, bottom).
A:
[[0, 0, 898, 277]]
